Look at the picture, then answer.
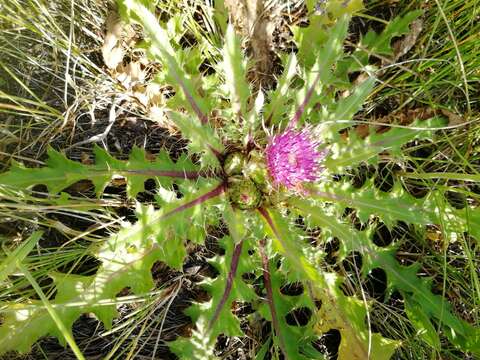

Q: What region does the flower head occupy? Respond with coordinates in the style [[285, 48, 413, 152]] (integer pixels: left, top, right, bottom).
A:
[[265, 128, 327, 189]]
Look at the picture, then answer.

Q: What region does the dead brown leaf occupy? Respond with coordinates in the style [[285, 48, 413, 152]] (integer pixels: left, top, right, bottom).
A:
[[102, 10, 124, 70], [392, 19, 423, 61], [80, 152, 93, 165], [439, 109, 465, 126]]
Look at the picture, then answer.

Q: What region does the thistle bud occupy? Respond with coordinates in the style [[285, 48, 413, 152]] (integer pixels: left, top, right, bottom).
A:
[[223, 152, 246, 176], [227, 176, 262, 210], [244, 150, 270, 190]]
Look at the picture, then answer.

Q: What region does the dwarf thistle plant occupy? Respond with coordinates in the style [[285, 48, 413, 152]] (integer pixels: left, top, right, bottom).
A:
[[0, 0, 479, 359]]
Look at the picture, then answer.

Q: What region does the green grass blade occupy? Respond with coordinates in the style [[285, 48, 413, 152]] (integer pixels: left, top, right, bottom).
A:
[[0, 231, 43, 284], [18, 262, 86, 360]]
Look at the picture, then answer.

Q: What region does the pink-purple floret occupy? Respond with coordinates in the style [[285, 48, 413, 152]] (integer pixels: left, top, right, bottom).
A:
[[265, 129, 327, 189]]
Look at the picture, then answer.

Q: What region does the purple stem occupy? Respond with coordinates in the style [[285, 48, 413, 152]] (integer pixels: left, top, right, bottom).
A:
[[258, 207, 283, 245], [164, 55, 224, 157], [123, 169, 202, 179], [170, 69, 208, 125], [208, 240, 244, 330], [173, 76, 222, 157], [207, 144, 222, 159], [162, 183, 225, 220], [288, 72, 321, 129], [259, 236, 287, 358]]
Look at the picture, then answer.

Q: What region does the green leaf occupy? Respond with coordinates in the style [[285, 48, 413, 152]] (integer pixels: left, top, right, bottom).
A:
[[18, 266, 86, 359], [257, 254, 320, 360], [212, 0, 228, 34], [311, 178, 477, 238], [294, 5, 361, 67], [118, 0, 224, 163], [288, 198, 372, 264], [0, 149, 86, 194], [404, 298, 441, 351], [223, 24, 250, 118], [0, 273, 90, 353], [0, 182, 223, 354], [264, 53, 298, 123], [118, 0, 209, 122], [310, 180, 430, 227], [0, 145, 198, 197], [245, 89, 265, 144], [348, 10, 423, 72], [326, 77, 376, 133], [372, 249, 480, 354], [291, 197, 480, 355], [168, 112, 223, 168], [316, 15, 350, 80], [168, 318, 218, 360], [170, 234, 257, 359], [314, 273, 399, 360], [324, 117, 446, 170], [362, 10, 423, 56], [258, 208, 320, 283], [255, 337, 273, 360], [258, 208, 399, 360], [286, 16, 350, 127]]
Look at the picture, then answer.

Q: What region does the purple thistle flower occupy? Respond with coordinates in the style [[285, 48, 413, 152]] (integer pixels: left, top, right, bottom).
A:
[[265, 128, 327, 189]]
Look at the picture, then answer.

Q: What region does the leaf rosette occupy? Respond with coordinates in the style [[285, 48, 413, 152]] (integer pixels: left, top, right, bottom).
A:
[[0, 1, 478, 359]]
